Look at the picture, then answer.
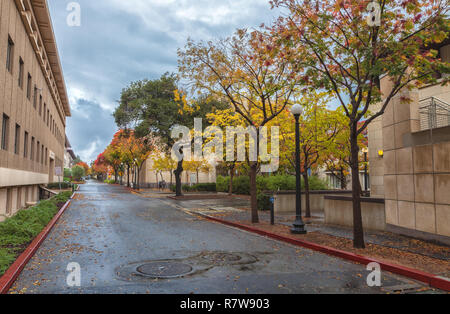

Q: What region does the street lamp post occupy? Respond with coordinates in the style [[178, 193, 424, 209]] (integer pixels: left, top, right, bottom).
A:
[[291, 104, 307, 235], [362, 148, 368, 197]]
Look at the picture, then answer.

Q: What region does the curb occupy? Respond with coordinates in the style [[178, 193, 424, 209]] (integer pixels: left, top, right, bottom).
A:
[[0, 191, 76, 294], [197, 213, 450, 292]]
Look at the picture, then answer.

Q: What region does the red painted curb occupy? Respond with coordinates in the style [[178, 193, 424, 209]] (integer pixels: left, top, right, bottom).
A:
[[0, 192, 75, 294], [199, 213, 450, 292]]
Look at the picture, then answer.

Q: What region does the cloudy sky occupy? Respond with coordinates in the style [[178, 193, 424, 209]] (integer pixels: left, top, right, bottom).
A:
[[47, 0, 280, 163]]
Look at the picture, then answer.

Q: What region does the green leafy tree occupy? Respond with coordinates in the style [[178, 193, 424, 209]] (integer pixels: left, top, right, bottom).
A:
[[114, 74, 227, 195], [71, 165, 85, 182]]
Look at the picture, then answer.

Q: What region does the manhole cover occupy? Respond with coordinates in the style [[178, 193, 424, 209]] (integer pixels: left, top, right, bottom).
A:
[[202, 252, 242, 264], [136, 261, 193, 278]]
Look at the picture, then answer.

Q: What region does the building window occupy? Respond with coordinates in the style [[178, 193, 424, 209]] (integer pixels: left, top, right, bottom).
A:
[[14, 124, 20, 155], [27, 74, 32, 100], [18, 58, 24, 88], [6, 36, 14, 73], [31, 137, 35, 160], [39, 95, 42, 115], [41, 144, 44, 164], [23, 131, 28, 158], [1, 114, 9, 151], [6, 188, 12, 215], [47, 110, 49, 126], [43, 103, 46, 121], [33, 86, 38, 108], [36, 141, 40, 163], [45, 148, 48, 166]]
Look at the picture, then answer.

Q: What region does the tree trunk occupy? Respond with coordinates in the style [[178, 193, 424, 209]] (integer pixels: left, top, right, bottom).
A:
[[127, 165, 130, 187], [174, 160, 183, 196], [196, 170, 199, 184], [340, 168, 347, 190], [136, 166, 141, 190], [350, 128, 365, 249], [303, 172, 311, 218], [249, 162, 259, 224], [229, 168, 234, 195]]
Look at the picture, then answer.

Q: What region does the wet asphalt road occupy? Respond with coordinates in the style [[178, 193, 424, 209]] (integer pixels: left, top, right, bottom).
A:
[[9, 181, 433, 294]]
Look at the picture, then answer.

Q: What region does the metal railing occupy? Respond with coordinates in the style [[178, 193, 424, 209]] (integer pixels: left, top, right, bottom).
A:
[[39, 185, 58, 200], [419, 97, 450, 131]]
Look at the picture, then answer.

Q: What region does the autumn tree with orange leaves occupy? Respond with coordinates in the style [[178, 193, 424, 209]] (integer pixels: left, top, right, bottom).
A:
[[100, 130, 153, 189]]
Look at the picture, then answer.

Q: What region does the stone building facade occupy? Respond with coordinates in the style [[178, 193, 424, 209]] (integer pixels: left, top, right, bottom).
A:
[[368, 43, 450, 244], [0, 0, 70, 221]]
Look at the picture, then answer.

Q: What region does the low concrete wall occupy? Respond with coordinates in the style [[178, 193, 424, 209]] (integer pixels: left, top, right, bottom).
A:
[[324, 195, 386, 231], [274, 190, 353, 214]]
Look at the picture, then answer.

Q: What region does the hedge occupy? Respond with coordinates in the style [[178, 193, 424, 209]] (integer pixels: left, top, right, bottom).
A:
[[171, 183, 217, 193], [0, 191, 72, 276], [47, 182, 72, 189], [216, 174, 329, 195]]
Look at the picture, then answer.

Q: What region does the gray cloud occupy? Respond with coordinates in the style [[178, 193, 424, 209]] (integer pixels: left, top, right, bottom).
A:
[[48, 0, 278, 162]]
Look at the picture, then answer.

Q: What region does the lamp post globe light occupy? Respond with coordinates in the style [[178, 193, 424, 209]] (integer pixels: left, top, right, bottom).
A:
[[291, 104, 307, 235]]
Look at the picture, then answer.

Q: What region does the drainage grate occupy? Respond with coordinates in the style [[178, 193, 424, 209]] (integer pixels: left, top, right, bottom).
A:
[[136, 261, 193, 279]]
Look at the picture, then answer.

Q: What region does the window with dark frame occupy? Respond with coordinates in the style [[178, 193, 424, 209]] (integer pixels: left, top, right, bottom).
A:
[[36, 141, 40, 163], [18, 58, 24, 88], [39, 95, 42, 115], [41, 144, 44, 164], [24, 131, 28, 158], [33, 86, 38, 108], [14, 124, 20, 155], [6, 36, 14, 73], [27, 73, 32, 100], [45, 148, 48, 166], [1, 114, 9, 151], [31, 136, 35, 161], [43, 103, 46, 121]]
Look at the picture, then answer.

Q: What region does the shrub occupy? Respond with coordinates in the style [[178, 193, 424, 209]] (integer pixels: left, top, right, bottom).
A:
[[178, 183, 217, 193], [265, 175, 296, 191], [307, 175, 330, 190], [104, 179, 115, 184], [0, 191, 72, 276], [193, 183, 216, 192], [216, 174, 329, 196], [64, 168, 72, 178], [216, 176, 229, 193], [47, 182, 72, 189], [232, 176, 250, 195], [71, 165, 85, 181], [257, 193, 273, 211]]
